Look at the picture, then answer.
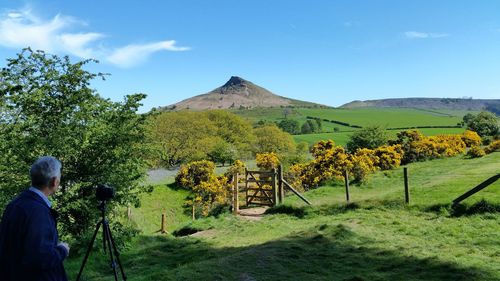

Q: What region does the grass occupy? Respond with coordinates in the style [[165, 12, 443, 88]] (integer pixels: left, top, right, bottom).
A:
[[234, 107, 472, 146], [65, 152, 500, 280], [293, 127, 466, 146], [297, 108, 464, 128]]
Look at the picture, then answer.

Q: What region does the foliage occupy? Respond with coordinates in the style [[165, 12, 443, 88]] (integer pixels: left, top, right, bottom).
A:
[[175, 160, 215, 189], [292, 140, 351, 189], [373, 145, 404, 170], [348, 148, 377, 183], [484, 140, 500, 154], [256, 152, 280, 171], [207, 138, 237, 166], [0, 49, 149, 239], [224, 160, 246, 182], [149, 112, 216, 167], [149, 110, 254, 167], [191, 175, 230, 217], [253, 124, 296, 156], [285, 141, 310, 166], [464, 111, 499, 137], [392, 130, 466, 164], [301, 119, 320, 134], [461, 130, 482, 147], [346, 125, 389, 152], [466, 146, 485, 158], [175, 160, 230, 217], [278, 119, 300, 134], [204, 110, 255, 157]]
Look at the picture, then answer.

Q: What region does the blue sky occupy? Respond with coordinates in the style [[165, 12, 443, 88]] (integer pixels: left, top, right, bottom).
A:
[[0, 1, 499, 111]]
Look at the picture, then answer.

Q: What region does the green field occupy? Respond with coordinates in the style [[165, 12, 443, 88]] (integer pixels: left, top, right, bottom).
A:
[[65, 152, 500, 280], [297, 108, 466, 128], [293, 127, 467, 146], [234, 107, 470, 130], [233, 107, 475, 146]]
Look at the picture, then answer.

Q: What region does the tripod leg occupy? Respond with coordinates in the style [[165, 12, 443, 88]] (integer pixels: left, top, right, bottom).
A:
[[103, 221, 120, 281], [76, 221, 102, 281], [107, 224, 127, 281]]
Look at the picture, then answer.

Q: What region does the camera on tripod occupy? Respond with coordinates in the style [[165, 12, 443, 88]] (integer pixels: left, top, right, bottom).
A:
[[77, 184, 127, 281], [96, 184, 115, 201]]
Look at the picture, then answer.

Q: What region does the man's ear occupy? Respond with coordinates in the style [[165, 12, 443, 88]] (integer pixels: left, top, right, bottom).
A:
[[49, 177, 58, 191]]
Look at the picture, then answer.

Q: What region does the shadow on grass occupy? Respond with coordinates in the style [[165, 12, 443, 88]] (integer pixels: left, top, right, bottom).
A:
[[265, 200, 406, 219], [67, 223, 495, 281], [425, 199, 500, 217]]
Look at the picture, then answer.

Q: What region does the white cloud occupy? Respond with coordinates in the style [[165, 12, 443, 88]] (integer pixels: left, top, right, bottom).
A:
[[0, 7, 189, 67], [404, 31, 449, 39], [107, 41, 190, 68]]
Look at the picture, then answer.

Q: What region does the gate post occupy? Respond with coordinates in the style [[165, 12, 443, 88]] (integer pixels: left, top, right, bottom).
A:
[[232, 173, 239, 215], [272, 168, 278, 206], [278, 165, 284, 204]]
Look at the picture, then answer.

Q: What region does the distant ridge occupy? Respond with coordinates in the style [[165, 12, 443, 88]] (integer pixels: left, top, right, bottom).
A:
[[341, 98, 500, 114], [163, 76, 326, 110]]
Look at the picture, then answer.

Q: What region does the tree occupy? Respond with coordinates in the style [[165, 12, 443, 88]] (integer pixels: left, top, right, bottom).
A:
[[282, 108, 292, 119], [278, 119, 300, 134], [253, 125, 296, 155], [301, 121, 312, 134], [0, 49, 149, 239], [462, 113, 475, 126], [203, 110, 255, 157], [465, 111, 499, 137], [207, 139, 237, 166], [149, 112, 216, 167], [149, 110, 256, 167], [346, 125, 389, 152]]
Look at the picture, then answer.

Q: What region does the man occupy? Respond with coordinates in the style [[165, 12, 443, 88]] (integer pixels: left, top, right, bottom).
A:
[[0, 156, 69, 281]]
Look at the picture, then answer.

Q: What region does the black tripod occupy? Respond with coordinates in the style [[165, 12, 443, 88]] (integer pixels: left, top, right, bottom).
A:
[[76, 201, 127, 281]]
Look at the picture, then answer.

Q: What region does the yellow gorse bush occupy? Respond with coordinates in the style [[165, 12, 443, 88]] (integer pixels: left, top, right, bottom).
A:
[[373, 144, 404, 170], [467, 146, 486, 158], [461, 130, 482, 147], [175, 160, 231, 217], [485, 140, 500, 154], [256, 152, 280, 170], [291, 131, 468, 190]]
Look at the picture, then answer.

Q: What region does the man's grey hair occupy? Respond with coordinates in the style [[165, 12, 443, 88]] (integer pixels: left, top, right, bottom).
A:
[[30, 156, 62, 188]]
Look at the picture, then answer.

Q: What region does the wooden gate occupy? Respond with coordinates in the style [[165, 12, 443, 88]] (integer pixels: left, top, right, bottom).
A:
[[245, 169, 278, 207], [231, 166, 311, 215]]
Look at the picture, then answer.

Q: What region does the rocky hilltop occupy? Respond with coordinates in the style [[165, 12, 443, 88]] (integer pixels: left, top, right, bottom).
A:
[[164, 76, 324, 110]]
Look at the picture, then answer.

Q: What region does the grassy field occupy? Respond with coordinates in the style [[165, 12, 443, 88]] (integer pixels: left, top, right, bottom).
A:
[[297, 108, 465, 128], [293, 127, 466, 146], [65, 152, 500, 280], [233, 107, 470, 130], [234, 107, 474, 146]]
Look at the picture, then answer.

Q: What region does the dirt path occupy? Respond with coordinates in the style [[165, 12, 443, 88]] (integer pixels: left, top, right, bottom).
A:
[[238, 206, 269, 220]]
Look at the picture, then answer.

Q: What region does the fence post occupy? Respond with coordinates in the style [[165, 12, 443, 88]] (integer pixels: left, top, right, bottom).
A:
[[160, 213, 166, 233], [344, 169, 350, 203], [404, 167, 410, 204], [233, 173, 239, 215], [192, 204, 196, 220], [245, 168, 249, 206], [278, 165, 284, 204], [272, 168, 278, 206]]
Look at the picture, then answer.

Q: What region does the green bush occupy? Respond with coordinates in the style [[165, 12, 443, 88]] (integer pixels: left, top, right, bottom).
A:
[[466, 146, 485, 158], [346, 125, 389, 152]]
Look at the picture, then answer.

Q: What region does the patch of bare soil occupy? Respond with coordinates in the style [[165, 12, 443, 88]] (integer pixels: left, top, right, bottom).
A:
[[238, 206, 269, 220]]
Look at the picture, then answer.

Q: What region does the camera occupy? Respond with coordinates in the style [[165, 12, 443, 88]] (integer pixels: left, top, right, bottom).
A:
[[96, 184, 115, 201]]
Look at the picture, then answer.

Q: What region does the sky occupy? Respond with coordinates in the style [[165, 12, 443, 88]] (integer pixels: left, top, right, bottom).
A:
[[0, 0, 499, 112]]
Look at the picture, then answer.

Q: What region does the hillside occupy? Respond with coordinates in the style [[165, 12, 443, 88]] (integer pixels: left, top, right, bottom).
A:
[[66, 153, 500, 280], [163, 76, 326, 110], [341, 98, 500, 114]]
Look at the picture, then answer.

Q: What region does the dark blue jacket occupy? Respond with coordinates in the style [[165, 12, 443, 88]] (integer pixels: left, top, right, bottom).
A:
[[0, 189, 68, 281]]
